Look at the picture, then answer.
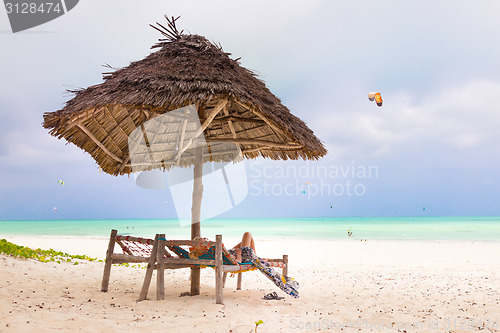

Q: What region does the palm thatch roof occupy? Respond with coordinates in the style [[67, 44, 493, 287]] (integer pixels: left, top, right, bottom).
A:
[[43, 16, 327, 176]]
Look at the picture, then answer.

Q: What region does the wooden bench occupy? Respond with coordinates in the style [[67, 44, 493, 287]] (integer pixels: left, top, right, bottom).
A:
[[101, 229, 288, 304]]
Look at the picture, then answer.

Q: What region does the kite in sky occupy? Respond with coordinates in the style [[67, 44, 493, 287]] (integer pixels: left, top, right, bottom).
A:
[[302, 182, 311, 195], [368, 92, 383, 107]]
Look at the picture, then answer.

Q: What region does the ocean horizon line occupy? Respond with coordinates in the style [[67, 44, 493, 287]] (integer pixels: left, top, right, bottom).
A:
[[1, 216, 499, 241], [2, 215, 500, 222]]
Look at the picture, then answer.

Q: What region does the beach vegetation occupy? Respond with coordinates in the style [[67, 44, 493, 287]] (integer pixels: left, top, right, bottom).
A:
[[255, 319, 264, 332], [0, 239, 147, 269], [0, 238, 97, 264]]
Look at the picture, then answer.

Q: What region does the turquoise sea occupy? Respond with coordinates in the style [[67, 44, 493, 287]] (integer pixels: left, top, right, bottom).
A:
[[1, 217, 499, 241]]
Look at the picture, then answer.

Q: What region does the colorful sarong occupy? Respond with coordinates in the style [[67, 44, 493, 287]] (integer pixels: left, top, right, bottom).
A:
[[240, 247, 300, 298]]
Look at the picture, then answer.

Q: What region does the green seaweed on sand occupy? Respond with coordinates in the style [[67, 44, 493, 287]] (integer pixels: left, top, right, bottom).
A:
[[0, 239, 148, 269], [0, 238, 99, 264], [255, 320, 264, 332]]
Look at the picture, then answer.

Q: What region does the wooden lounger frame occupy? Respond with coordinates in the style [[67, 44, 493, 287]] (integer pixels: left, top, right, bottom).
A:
[[101, 229, 288, 304]]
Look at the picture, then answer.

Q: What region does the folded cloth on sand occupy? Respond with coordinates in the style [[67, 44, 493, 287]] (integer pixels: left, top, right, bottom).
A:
[[239, 247, 300, 298]]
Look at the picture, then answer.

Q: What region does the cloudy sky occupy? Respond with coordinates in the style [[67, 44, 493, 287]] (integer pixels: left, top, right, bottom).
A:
[[1, 0, 500, 220]]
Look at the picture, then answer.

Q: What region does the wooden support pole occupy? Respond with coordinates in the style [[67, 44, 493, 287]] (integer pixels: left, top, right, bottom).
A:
[[236, 273, 243, 290], [191, 146, 203, 240], [101, 229, 117, 292], [215, 235, 223, 304], [190, 145, 203, 296], [138, 234, 160, 301], [222, 272, 228, 288], [283, 254, 289, 277], [156, 234, 165, 300]]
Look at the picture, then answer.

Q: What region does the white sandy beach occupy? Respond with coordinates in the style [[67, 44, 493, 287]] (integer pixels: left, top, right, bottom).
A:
[[1, 236, 499, 332]]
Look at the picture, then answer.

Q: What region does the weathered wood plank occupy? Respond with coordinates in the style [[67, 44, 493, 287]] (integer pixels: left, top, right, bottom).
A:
[[115, 235, 154, 245], [206, 137, 302, 149], [110, 253, 150, 263], [138, 234, 160, 301], [76, 124, 123, 163], [236, 273, 242, 291], [190, 145, 203, 296], [101, 229, 117, 292], [174, 99, 228, 162], [166, 240, 216, 247], [156, 234, 165, 300], [215, 235, 223, 304]]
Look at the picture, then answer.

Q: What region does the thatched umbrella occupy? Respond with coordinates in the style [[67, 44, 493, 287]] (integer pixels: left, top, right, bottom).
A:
[[43, 16, 327, 294]]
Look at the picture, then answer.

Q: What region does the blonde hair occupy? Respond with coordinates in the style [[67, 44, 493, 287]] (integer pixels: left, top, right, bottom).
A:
[[188, 237, 210, 258]]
